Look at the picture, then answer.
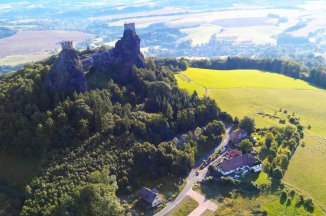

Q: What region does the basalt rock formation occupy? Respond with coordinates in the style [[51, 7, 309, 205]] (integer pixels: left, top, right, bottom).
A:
[[45, 41, 87, 95], [111, 27, 146, 68], [109, 23, 146, 82]]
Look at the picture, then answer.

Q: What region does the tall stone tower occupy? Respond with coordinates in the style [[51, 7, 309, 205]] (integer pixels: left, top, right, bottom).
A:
[[45, 40, 87, 95], [61, 41, 74, 50], [109, 22, 146, 84], [124, 23, 136, 34]]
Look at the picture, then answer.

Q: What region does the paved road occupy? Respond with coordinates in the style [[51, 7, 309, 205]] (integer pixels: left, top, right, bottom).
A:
[[154, 127, 231, 216]]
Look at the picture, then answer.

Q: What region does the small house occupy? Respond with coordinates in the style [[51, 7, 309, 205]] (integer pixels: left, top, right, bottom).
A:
[[139, 187, 163, 209], [230, 129, 248, 146]]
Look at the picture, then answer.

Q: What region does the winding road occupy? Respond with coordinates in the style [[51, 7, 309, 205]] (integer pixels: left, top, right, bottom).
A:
[[154, 127, 231, 216]]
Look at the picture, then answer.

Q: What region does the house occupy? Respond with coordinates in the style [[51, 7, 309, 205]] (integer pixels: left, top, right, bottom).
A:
[[230, 129, 248, 146], [212, 149, 242, 168], [139, 187, 163, 209], [250, 160, 263, 172], [217, 154, 262, 176]]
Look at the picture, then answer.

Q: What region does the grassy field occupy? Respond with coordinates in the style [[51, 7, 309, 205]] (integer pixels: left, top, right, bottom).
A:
[[176, 68, 326, 211], [0, 54, 50, 66], [168, 195, 199, 216], [194, 181, 324, 216], [0, 30, 94, 57], [261, 195, 325, 216]]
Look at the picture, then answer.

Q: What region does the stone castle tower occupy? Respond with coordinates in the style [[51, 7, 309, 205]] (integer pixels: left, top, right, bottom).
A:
[[124, 23, 136, 34], [61, 41, 74, 50]]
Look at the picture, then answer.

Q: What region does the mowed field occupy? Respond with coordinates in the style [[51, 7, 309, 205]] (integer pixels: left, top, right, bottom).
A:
[[176, 68, 326, 211], [0, 54, 50, 66], [0, 30, 94, 57]]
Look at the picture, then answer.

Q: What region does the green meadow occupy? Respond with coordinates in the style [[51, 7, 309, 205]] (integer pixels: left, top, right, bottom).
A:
[[169, 195, 198, 216], [176, 68, 326, 211]]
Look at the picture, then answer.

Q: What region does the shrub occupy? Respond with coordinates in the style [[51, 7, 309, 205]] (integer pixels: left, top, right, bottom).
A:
[[272, 167, 283, 179], [286, 198, 292, 207], [295, 195, 304, 208], [304, 198, 314, 212], [280, 190, 288, 203], [289, 189, 295, 198], [219, 177, 239, 186], [239, 139, 253, 154]]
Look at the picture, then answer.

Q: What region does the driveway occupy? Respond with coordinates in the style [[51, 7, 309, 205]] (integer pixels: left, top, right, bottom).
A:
[[154, 127, 231, 216], [187, 189, 218, 216]]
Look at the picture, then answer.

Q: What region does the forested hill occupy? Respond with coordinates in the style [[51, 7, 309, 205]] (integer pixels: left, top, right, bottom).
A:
[[0, 27, 228, 215]]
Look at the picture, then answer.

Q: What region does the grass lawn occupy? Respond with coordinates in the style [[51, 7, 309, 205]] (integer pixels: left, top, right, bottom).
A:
[[242, 171, 270, 186], [261, 195, 324, 216], [176, 68, 326, 211], [168, 195, 199, 216], [194, 182, 324, 216], [200, 209, 214, 216]]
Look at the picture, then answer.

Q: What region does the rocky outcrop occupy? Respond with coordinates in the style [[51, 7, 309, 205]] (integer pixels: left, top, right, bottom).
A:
[[105, 23, 146, 84], [45, 44, 87, 94], [111, 29, 146, 69], [89, 24, 146, 84]]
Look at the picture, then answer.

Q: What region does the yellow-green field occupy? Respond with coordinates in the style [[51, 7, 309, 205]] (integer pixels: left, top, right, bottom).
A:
[[176, 68, 326, 211]]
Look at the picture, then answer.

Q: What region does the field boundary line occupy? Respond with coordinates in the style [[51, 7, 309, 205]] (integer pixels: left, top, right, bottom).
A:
[[283, 182, 326, 214], [201, 87, 325, 91], [180, 73, 208, 96]]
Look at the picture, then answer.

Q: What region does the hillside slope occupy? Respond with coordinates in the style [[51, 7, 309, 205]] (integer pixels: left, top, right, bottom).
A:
[[176, 68, 326, 210]]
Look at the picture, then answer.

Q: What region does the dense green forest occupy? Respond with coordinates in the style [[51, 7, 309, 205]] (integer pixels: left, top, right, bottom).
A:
[[0, 54, 228, 215], [1, 46, 319, 215]]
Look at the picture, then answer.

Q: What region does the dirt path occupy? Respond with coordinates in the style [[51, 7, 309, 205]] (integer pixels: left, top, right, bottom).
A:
[[186, 189, 218, 216], [178, 73, 208, 96]]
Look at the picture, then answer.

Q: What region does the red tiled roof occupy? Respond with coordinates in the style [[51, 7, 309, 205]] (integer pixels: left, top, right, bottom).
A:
[[226, 149, 242, 158], [219, 154, 256, 173]]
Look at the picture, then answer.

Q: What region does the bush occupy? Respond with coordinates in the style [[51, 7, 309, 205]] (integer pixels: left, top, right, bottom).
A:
[[280, 190, 288, 203], [239, 116, 255, 134], [279, 119, 286, 124], [239, 139, 253, 154], [295, 195, 304, 208], [304, 198, 314, 212], [219, 177, 239, 186], [289, 189, 295, 198], [272, 167, 283, 179]]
